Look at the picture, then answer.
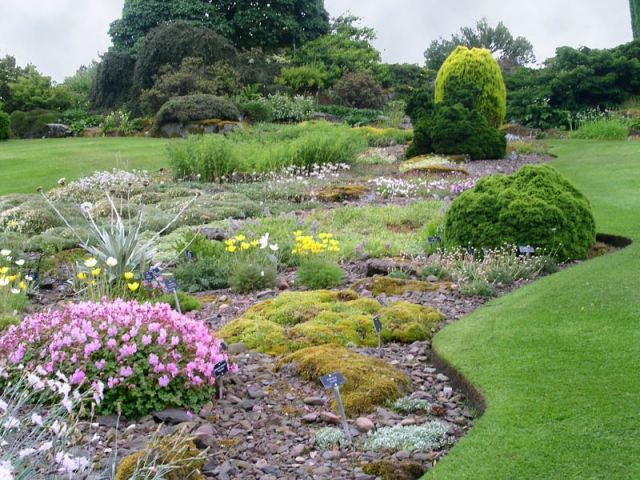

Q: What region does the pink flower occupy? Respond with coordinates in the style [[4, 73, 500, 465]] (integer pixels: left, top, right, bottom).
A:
[[70, 369, 86, 385], [166, 363, 179, 377], [107, 377, 119, 389], [95, 359, 106, 370], [158, 375, 170, 387], [120, 366, 133, 378], [107, 339, 117, 349], [149, 353, 159, 366], [142, 334, 152, 346]]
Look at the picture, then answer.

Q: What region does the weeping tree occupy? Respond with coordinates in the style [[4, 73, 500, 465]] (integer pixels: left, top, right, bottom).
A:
[[632, 0, 640, 39]]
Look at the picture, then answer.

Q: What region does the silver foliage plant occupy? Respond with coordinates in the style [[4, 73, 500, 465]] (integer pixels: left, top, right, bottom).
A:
[[363, 423, 449, 452], [39, 183, 198, 279]]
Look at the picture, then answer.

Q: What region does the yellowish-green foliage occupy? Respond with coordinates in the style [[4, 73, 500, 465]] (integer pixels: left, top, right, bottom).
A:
[[114, 435, 205, 480], [399, 155, 468, 175], [316, 185, 369, 202], [354, 276, 444, 296], [435, 46, 507, 127], [219, 290, 444, 355], [277, 345, 411, 415]]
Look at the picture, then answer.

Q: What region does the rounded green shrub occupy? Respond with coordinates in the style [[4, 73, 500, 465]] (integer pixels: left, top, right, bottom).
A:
[[333, 71, 386, 109], [0, 111, 10, 140], [296, 259, 345, 289], [435, 46, 507, 127], [407, 104, 506, 160], [444, 164, 596, 260], [155, 94, 240, 126]]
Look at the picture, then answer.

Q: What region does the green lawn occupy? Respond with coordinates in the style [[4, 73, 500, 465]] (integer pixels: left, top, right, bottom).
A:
[[427, 140, 640, 479], [0, 137, 168, 195]]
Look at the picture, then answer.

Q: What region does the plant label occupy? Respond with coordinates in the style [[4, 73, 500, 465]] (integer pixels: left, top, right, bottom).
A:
[[428, 236, 442, 245], [320, 372, 346, 389], [164, 278, 179, 292], [519, 245, 536, 255], [214, 360, 229, 378], [373, 316, 383, 357]]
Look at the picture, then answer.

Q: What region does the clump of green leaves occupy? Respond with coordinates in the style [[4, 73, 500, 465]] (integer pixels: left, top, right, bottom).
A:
[[364, 423, 449, 452], [228, 260, 278, 294], [392, 397, 433, 414], [315, 427, 351, 449], [296, 258, 345, 289]]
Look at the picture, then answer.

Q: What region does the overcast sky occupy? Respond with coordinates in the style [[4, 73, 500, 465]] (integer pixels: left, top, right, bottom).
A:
[[0, 0, 633, 82]]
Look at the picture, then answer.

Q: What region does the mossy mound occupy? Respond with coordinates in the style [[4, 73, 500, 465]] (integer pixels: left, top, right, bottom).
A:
[[219, 290, 443, 355], [362, 460, 425, 480], [399, 155, 468, 176], [317, 185, 369, 202], [277, 345, 411, 416], [114, 435, 205, 480], [354, 276, 444, 296]]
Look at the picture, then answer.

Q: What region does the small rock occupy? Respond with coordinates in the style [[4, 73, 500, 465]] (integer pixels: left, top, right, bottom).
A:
[[303, 396, 324, 406], [355, 417, 375, 433], [152, 408, 196, 425], [436, 373, 449, 382], [256, 289, 276, 300], [322, 450, 341, 460], [239, 399, 256, 411], [302, 413, 319, 423], [228, 343, 248, 354], [290, 444, 305, 457], [319, 412, 340, 425]]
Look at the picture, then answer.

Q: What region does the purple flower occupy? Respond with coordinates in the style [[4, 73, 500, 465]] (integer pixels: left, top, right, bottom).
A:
[[70, 369, 86, 385], [120, 366, 133, 378], [142, 334, 152, 346], [158, 375, 170, 387]]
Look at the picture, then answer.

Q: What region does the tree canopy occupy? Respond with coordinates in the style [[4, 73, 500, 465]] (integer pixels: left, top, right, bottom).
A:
[[293, 15, 381, 86], [109, 0, 330, 53], [424, 18, 535, 71]]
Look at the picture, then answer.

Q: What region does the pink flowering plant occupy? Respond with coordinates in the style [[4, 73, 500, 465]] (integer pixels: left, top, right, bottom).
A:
[[0, 299, 233, 418]]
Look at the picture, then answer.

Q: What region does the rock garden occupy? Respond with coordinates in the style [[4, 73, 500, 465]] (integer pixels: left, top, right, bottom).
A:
[[1, 3, 638, 480]]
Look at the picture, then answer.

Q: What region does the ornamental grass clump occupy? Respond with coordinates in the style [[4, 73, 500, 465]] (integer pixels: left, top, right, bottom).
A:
[[0, 299, 232, 418]]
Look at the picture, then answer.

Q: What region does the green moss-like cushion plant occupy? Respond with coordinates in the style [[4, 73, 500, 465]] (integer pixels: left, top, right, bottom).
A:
[[444, 164, 596, 260], [277, 345, 411, 415], [435, 46, 507, 128], [219, 290, 444, 355]]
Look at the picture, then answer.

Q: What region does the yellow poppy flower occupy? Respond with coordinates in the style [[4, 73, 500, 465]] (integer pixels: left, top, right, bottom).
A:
[[240, 242, 251, 250], [127, 282, 140, 292], [91, 268, 102, 277], [124, 272, 135, 280], [226, 245, 237, 253], [235, 234, 246, 242], [77, 272, 88, 280]]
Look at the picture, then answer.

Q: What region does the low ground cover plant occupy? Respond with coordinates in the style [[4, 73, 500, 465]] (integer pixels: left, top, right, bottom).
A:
[[0, 299, 231, 418], [220, 290, 443, 354], [293, 230, 344, 289]]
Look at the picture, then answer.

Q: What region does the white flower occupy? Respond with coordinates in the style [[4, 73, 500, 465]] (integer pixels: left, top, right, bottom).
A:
[[31, 413, 43, 426], [3, 416, 20, 430], [84, 258, 98, 268], [61, 396, 73, 413], [0, 460, 14, 480], [10, 289, 20, 295], [106, 257, 118, 267], [0, 249, 10, 257], [0, 279, 9, 287], [38, 441, 53, 452], [14, 259, 24, 266], [269, 244, 279, 252], [18, 448, 36, 458], [259, 233, 270, 249], [260, 271, 265, 277]]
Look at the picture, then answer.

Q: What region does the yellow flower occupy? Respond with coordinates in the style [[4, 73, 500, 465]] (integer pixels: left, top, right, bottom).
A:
[[8, 275, 17, 282], [226, 245, 237, 253], [0, 267, 8, 275], [84, 258, 98, 268], [18, 281, 27, 290], [240, 242, 251, 251], [77, 272, 88, 280], [127, 282, 140, 292], [235, 234, 246, 242], [124, 272, 135, 280], [250, 240, 260, 247], [224, 239, 236, 246], [91, 268, 102, 277]]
